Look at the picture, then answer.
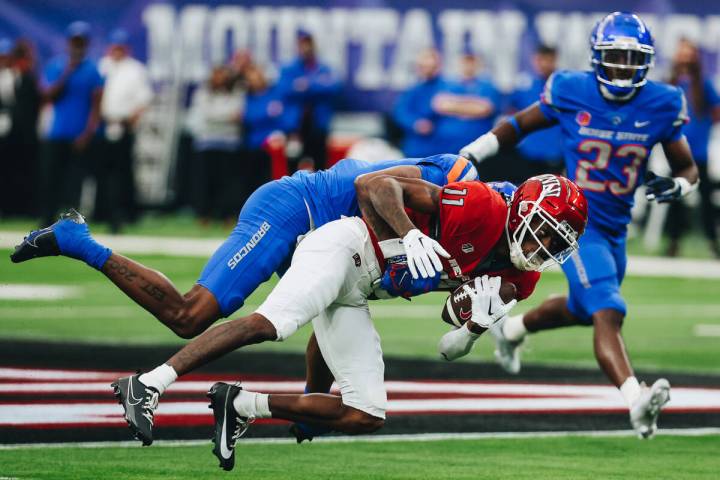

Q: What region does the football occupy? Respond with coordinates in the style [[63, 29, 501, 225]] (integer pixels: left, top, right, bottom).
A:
[[441, 280, 517, 327]]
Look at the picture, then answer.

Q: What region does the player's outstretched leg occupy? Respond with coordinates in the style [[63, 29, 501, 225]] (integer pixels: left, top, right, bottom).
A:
[[629, 378, 671, 439], [112, 373, 162, 446], [10, 209, 111, 269]]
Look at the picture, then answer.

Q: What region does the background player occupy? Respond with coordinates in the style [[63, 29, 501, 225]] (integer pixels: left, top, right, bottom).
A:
[[110, 174, 587, 470], [11, 154, 477, 339], [460, 12, 699, 439]]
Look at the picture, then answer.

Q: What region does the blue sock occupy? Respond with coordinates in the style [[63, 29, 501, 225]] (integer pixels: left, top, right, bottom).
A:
[[54, 219, 112, 270], [298, 385, 332, 437]]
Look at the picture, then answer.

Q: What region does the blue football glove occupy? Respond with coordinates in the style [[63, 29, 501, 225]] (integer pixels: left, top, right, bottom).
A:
[[486, 181, 517, 202], [645, 171, 682, 203], [380, 255, 441, 299]]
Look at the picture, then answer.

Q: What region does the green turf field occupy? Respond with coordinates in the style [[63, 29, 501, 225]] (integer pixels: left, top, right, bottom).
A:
[[0, 435, 718, 479], [2, 248, 720, 373]]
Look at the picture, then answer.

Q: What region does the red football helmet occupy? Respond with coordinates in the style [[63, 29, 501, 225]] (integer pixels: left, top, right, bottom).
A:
[[506, 174, 588, 271]]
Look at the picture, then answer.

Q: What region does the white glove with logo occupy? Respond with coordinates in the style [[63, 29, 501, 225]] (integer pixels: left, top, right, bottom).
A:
[[464, 275, 517, 328], [402, 229, 450, 279]]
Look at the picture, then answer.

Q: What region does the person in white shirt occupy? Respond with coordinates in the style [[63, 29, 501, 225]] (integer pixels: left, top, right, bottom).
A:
[[187, 65, 245, 224], [97, 29, 152, 232]]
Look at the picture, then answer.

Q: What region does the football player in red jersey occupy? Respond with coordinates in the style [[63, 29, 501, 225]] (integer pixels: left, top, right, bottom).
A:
[[293, 173, 588, 441], [110, 174, 587, 469]]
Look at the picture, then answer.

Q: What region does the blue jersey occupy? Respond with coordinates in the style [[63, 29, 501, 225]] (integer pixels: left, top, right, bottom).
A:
[[539, 70, 688, 235], [198, 153, 477, 316], [287, 154, 477, 228]]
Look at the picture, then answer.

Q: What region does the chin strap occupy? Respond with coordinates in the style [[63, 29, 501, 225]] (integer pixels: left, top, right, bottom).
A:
[[598, 83, 638, 102]]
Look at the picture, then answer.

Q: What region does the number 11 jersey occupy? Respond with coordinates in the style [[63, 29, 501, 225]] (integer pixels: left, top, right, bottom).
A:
[[539, 70, 688, 235]]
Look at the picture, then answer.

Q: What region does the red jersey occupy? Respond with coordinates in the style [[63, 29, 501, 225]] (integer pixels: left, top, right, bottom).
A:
[[407, 182, 540, 301]]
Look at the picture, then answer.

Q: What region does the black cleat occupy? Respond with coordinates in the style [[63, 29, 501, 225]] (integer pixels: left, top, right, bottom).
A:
[[111, 374, 159, 446], [207, 382, 253, 471], [10, 209, 86, 263], [289, 423, 314, 444]]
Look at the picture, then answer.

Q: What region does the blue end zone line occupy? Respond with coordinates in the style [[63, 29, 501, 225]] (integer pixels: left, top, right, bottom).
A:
[[1, 427, 719, 450]]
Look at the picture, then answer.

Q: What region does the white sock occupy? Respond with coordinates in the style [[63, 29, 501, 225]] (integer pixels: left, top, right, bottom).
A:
[[502, 315, 528, 342], [620, 376, 642, 407], [138, 364, 177, 396], [232, 390, 272, 419]]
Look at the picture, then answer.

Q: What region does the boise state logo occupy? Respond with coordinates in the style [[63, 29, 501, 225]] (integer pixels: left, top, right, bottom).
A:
[[576, 111, 592, 126]]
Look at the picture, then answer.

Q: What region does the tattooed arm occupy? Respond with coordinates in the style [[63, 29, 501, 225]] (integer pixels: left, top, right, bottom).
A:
[[355, 175, 440, 241]]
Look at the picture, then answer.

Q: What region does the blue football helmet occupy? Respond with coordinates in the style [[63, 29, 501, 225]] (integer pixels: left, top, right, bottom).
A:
[[590, 12, 655, 99]]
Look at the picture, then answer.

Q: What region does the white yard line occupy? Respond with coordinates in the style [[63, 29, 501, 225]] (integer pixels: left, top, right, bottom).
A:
[[0, 284, 82, 301], [694, 324, 720, 337], [2, 230, 720, 278], [0, 428, 719, 450]]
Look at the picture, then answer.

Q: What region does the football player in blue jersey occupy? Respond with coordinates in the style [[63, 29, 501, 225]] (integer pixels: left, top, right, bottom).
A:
[[11, 154, 477, 338], [461, 12, 699, 439]]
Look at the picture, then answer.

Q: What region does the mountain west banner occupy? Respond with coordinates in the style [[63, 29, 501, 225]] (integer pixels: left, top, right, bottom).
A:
[[2, 0, 719, 111]]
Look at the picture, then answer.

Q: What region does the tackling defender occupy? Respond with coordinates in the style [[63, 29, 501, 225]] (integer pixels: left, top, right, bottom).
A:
[[461, 12, 699, 438], [111, 174, 587, 470], [11, 154, 477, 338]]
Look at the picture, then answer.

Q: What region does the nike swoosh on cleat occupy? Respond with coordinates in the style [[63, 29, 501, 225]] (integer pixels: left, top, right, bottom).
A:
[[27, 229, 52, 248], [219, 391, 233, 460], [127, 379, 144, 406]]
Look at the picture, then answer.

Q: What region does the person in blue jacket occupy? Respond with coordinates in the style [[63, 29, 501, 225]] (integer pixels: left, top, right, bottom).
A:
[[39, 21, 103, 226], [508, 45, 564, 183], [435, 52, 501, 154], [243, 63, 299, 201], [277, 30, 339, 171], [393, 48, 447, 158], [666, 38, 720, 258]]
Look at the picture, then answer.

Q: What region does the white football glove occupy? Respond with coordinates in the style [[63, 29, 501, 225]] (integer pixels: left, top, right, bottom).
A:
[[402, 229, 450, 279], [438, 323, 480, 361], [463, 275, 518, 328], [459, 132, 499, 165]]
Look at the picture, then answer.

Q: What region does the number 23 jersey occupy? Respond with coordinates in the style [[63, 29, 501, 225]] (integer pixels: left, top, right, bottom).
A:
[[539, 70, 688, 235]]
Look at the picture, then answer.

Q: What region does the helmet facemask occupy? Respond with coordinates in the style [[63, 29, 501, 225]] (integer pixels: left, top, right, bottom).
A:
[[591, 39, 654, 99], [506, 198, 580, 272]]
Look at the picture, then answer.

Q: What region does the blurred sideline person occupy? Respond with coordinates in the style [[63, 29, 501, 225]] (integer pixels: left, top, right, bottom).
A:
[[187, 65, 244, 223], [244, 64, 299, 200], [666, 38, 720, 258], [507, 45, 564, 183], [393, 48, 446, 158], [0, 38, 16, 216], [4, 40, 41, 217], [108, 174, 586, 471], [12, 154, 477, 341], [39, 21, 103, 226], [461, 12, 699, 439], [434, 52, 501, 154], [278, 30, 339, 171], [97, 29, 153, 232]]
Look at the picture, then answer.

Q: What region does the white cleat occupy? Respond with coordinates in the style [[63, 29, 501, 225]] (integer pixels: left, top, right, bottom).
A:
[[629, 378, 671, 439], [489, 317, 524, 375]]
